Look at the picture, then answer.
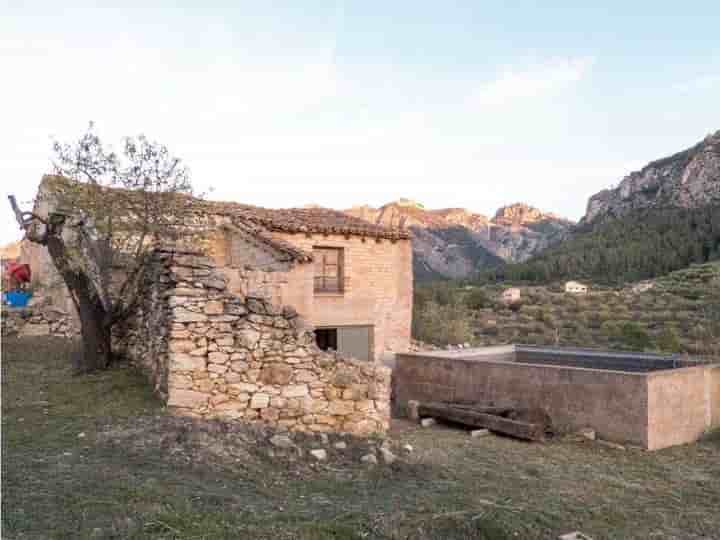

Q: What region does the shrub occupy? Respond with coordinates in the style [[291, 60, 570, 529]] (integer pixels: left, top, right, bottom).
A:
[[618, 322, 652, 351], [657, 326, 682, 353], [464, 287, 490, 310]]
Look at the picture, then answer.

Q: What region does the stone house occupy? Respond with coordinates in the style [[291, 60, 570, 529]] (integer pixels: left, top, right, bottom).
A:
[[565, 281, 588, 295], [203, 202, 414, 363], [13, 176, 413, 434], [501, 287, 521, 304]]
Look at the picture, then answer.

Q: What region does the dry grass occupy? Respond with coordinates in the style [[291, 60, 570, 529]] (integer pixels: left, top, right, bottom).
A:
[[3, 337, 720, 539]]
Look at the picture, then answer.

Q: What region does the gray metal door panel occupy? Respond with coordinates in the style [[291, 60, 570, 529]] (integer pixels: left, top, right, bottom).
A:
[[338, 326, 372, 361]]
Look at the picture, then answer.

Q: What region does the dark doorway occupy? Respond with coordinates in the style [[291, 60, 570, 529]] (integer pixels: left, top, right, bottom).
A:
[[315, 328, 338, 351]]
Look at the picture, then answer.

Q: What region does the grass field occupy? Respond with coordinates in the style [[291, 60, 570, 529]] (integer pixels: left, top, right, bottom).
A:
[[3, 337, 720, 539]]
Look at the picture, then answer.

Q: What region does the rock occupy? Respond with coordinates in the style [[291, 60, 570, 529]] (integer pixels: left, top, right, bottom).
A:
[[401, 443, 413, 453], [578, 427, 596, 441], [204, 300, 224, 315], [237, 329, 261, 349], [420, 418, 436, 428], [172, 309, 207, 323], [170, 353, 206, 371], [208, 352, 229, 364], [247, 298, 267, 314], [309, 449, 327, 461], [319, 433, 329, 444], [250, 393, 270, 409], [269, 435, 295, 449], [379, 447, 396, 464], [470, 429, 490, 438], [77, 432, 86, 439], [167, 389, 209, 408], [282, 385, 309, 398], [333, 441, 347, 450], [260, 364, 293, 385], [360, 453, 378, 465], [558, 532, 594, 540], [407, 400, 420, 421]]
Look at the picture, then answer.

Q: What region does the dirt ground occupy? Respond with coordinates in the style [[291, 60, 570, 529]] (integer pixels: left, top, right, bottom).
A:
[[3, 337, 720, 539]]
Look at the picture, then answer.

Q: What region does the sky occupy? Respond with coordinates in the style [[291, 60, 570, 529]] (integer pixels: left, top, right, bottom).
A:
[[1, 1, 719, 245]]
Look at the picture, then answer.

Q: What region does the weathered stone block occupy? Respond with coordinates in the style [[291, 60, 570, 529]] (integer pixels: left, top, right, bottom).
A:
[[237, 329, 261, 349], [294, 370, 317, 383], [204, 300, 224, 315], [208, 352, 229, 364], [168, 389, 209, 408], [260, 365, 293, 385], [230, 382, 258, 394], [170, 353, 206, 371], [172, 309, 208, 323], [250, 393, 270, 409], [327, 400, 355, 416], [169, 340, 195, 353], [282, 385, 309, 398]]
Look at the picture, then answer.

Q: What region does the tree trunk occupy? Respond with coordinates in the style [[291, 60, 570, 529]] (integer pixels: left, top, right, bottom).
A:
[[46, 234, 112, 373], [74, 286, 112, 373]]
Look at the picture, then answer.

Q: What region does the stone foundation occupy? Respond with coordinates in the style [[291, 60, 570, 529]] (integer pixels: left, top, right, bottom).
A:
[[117, 248, 391, 435]]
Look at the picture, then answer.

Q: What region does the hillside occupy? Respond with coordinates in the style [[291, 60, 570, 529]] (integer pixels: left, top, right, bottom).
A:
[[345, 200, 572, 280], [414, 262, 720, 357], [485, 131, 720, 285]]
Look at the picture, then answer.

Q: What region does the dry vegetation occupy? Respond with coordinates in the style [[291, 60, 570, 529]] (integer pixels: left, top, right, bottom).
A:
[[3, 337, 720, 539], [414, 262, 720, 356]]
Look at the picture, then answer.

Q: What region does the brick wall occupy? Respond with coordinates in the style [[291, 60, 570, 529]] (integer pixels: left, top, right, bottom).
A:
[[270, 232, 413, 361]]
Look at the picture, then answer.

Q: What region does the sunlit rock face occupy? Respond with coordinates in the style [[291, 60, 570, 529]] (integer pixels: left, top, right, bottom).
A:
[[344, 201, 573, 280], [582, 131, 720, 224]]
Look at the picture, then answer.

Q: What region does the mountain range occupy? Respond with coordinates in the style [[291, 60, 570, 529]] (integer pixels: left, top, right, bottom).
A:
[[488, 130, 720, 284], [345, 200, 573, 280], [346, 129, 720, 282]]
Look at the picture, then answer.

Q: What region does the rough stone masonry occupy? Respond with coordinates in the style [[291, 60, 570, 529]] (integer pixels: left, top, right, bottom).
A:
[[116, 248, 392, 435]]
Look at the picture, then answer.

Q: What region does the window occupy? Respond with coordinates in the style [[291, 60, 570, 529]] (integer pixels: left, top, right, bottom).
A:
[[313, 247, 343, 293], [315, 326, 373, 361], [315, 328, 338, 351]]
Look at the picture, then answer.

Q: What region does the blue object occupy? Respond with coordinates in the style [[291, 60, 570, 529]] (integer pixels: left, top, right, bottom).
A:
[[4, 291, 32, 307]]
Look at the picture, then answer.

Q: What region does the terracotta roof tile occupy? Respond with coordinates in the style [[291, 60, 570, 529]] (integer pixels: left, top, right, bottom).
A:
[[198, 200, 411, 240]]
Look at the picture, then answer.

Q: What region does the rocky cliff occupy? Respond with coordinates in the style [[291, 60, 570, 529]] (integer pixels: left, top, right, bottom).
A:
[[583, 131, 720, 223], [344, 200, 572, 280]]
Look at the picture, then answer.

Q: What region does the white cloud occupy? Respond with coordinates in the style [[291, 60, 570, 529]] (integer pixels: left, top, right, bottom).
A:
[[473, 57, 594, 107]]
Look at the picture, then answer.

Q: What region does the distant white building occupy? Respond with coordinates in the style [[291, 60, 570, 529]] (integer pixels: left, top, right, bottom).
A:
[[565, 281, 588, 295], [501, 287, 521, 304], [631, 281, 655, 294]]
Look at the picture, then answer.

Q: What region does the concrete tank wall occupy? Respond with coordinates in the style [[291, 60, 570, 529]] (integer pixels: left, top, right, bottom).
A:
[[394, 347, 720, 450]]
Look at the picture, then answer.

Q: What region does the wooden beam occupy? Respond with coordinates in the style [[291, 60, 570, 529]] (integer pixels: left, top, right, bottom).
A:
[[417, 402, 546, 442]]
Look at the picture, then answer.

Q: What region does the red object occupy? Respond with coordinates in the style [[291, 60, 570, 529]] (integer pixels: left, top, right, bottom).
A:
[[6, 262, 31, 284]]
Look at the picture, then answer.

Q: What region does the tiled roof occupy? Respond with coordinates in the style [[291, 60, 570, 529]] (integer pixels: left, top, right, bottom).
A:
[[198, 200, 411, 240]]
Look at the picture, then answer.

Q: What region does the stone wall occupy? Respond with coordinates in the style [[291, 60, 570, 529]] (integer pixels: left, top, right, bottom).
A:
[[118, 248, 392, 435], [1, 306, 77, 339]]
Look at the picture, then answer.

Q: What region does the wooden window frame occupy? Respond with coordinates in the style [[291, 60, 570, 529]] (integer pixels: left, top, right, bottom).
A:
[[313, 246, 344, 294]]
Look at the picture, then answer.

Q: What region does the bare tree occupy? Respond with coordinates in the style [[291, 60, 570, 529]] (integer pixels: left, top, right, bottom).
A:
[[9, 123, 198, 373]]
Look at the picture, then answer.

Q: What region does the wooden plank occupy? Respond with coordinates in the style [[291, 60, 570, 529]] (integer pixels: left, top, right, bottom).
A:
[[417, 402, 546, 442], [440, 403, 515, 416]]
